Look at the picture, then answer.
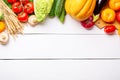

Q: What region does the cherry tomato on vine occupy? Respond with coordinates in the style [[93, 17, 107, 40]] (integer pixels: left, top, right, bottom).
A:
[[12, 2, 23, 14], [104, 25, 116, 34], [19, 0, 29, 5], [18, 12, 28, 22], [7, 0, 17, 4], [24, 2, 34, 14]]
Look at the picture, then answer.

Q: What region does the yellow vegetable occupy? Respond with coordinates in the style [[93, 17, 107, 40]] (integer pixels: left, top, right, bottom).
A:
[[0, 21, 6, 33], [118, 29, 120, 36], [65, 0, 96, 21]]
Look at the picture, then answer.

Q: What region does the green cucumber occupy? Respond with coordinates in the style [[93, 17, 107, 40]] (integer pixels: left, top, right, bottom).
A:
[[55, 0, 65, 17], [49, 0, 57, 17], [59, 7, 66, 23]]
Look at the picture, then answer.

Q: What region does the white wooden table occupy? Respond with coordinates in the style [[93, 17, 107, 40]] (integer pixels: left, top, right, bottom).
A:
[[0, 15, 120, 80]]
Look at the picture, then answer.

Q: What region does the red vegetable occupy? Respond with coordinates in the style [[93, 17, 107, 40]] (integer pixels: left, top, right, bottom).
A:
[[104, 25, 116, 34], [12, 2, 23, 13], [116, 11, 120, 23], [80, 16, 94, 29], [18, 12, 28, 22], [24, 2, 34, 14], [19, 0, 29, 5], [7, 0, 17, 4]]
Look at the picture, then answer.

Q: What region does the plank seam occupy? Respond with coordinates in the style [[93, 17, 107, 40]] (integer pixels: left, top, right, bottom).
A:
[[0, 58, 120, 60]]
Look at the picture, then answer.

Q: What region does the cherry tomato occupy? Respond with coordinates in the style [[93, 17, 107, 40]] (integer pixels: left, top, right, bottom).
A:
[[24, 2, 34, 14], [19, 0, 29, 5], [116, 11, 120, 23], [18, 12, 28, 22], [7, 0, 17, 4], [12, 2, 23, 14], [104, 25, 116, 34]]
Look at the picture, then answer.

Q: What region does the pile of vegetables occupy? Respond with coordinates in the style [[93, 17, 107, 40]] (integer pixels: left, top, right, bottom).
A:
[[0, 0, 120, 45], [0, 0, 66, 45], [65, 0, 120, 35], [96, 0, 120, 34], [4, 0, 66, 25]]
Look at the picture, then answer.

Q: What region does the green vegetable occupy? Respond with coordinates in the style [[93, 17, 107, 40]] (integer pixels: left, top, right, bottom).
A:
[[0, 9, 4, 20], [55, 0, 65, 17], [49, 0, 66, 23], [34, 0, 54, 22], [49, 0, 57, 17], [0, 13, 4, 21], [93, 14, 100, 22], [30, 0, 33, 2], [3, 0, 12, 9], [59, 7, 66, 23]]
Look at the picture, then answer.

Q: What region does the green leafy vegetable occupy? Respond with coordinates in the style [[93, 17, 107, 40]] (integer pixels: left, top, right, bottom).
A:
[[34, 0, 54, 22]]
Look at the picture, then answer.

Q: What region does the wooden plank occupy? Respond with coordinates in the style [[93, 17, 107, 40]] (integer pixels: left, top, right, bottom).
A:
[[0, 35, 120, 58], [0, 60, 120, 80], [24, 15, 105, 34]]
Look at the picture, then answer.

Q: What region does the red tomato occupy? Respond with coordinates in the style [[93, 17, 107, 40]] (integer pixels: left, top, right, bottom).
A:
[[104, 25, 116, 34], [24, 2, 34, 14], [19, 0, 29, 5], [116, 11, 120, 23], [7, 0, 17, 4], [12, 2, 23, 14], [18, 12, 28, 22]]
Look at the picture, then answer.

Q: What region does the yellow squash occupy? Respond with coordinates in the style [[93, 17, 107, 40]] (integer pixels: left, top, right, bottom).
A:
[[65, 0, 96, 21]]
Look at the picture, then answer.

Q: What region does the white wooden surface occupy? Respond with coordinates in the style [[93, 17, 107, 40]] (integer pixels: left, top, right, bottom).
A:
[[0, 15, 120, 80], [0, 35, 120, 58], [24, 15, 103, 34], [0, 15, 120, 58], [0, 60, 120, 80]]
